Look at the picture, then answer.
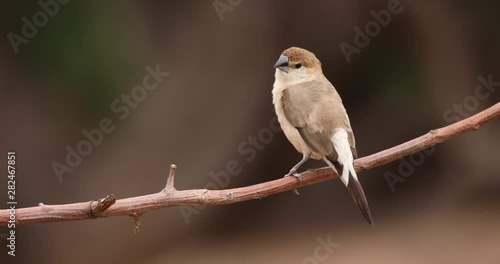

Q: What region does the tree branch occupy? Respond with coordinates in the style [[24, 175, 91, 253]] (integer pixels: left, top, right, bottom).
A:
[[1, 103, 499, 227]]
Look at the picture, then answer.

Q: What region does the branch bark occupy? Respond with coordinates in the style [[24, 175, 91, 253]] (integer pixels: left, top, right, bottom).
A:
[[1, 103, 499, 227]]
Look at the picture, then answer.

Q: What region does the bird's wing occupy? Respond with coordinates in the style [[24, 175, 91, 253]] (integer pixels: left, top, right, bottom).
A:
[[282, 79, 357, 159]]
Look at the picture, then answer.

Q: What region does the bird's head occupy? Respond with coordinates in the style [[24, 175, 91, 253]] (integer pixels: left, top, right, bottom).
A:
[[274, 47, 322, 83]]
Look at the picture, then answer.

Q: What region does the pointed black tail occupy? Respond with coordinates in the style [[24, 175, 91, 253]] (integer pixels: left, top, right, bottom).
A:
[[332, 161, 374, 226], [346, 173, 374, 226]]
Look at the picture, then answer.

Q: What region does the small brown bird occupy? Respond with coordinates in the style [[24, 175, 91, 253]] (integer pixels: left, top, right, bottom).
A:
[[272, 47, 373, 225]]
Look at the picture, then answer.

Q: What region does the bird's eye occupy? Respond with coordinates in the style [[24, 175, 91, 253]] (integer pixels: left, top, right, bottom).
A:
[[295, 63, 302, 69]]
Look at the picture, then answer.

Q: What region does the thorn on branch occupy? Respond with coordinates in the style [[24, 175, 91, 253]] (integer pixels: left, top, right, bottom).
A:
[[131, 213, 142, 235], [165, 164, 177, 192]]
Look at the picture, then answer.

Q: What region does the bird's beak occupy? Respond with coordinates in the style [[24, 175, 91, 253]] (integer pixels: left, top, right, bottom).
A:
[[274, 55, 290, 73]]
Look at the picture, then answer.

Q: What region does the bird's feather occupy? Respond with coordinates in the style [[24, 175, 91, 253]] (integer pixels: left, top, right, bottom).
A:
[[281, 79, 357, 159]]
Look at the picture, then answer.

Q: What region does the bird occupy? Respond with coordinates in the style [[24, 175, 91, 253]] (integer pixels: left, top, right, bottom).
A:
[[272, 47, 373, 225]]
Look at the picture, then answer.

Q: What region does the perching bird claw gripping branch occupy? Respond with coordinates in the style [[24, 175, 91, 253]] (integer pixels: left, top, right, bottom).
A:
[[0, 103, 498, 230]]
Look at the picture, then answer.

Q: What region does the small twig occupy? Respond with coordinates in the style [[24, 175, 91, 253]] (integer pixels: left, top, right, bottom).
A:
[[165, 164, 177, 191], [0, 103, 498, 227], [131, 213, 141, 234]]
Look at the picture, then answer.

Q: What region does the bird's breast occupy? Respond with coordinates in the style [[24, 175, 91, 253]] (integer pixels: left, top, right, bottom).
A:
[[272, 83, 319, 158]]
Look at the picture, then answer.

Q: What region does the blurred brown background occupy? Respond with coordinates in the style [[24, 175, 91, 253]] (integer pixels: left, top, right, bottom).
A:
[[1, 0, 499, 263]]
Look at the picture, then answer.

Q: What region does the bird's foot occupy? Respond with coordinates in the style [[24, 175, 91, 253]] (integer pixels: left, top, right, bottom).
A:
[[285, 170, 301, 195], [285, 170, 302, 181]]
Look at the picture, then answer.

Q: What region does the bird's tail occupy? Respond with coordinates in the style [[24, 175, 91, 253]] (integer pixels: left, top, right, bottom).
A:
[[324, 158, 374, 226]]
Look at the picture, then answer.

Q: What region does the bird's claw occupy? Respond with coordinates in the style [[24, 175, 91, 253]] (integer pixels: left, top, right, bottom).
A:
[[285, 170, 302, 181], [285, 170, 301, 195]]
